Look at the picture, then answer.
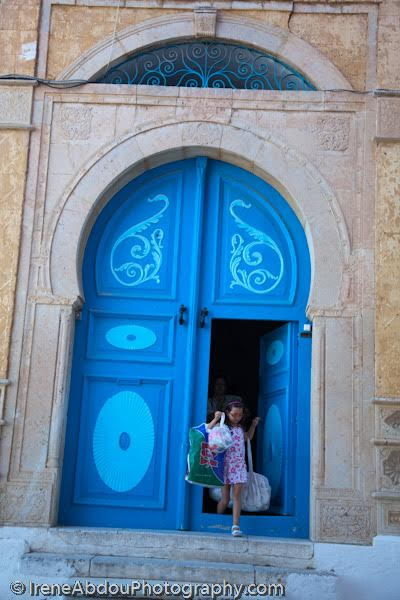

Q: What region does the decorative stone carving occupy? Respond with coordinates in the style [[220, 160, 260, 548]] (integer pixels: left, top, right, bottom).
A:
[[382, 450, 400, 486], [312, 116, 350, 151], [193, 6, 217, 38], [384, 410, 400, 430], [379, 501, 400, 535], [378, 407, 400, 439], [181, 122, 221, 146], [377, 98, 400, 139], [0, 87, 32, 125], [176, 100, 231, 123], [319, 501, 371, 542], [0, 483, 51, 525], [60, 105, 93, 141], [388, 511, 400, 525]]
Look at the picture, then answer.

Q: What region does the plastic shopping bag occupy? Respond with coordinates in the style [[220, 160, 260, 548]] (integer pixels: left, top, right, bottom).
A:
[[209, 439, 271, 511], [208, 413, 233, 454], [185, 423, 226, 488]]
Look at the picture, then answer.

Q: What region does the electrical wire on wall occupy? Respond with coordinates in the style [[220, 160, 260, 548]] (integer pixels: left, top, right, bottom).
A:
[[1, 74, 400, 95]]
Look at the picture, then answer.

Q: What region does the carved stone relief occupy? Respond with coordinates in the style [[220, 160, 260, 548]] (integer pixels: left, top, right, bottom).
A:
[[312, 116, 350, 151], [388, 510, 400, 525], [193, 6, 217, 38], [0, 87, 32, 125], [319, 500, 371, 542], [379, 501, 400, 535], [176, 99, 231, 123], [0, 483, 51, 525], [181, 121, 222, 146], [60, 105, 93, 141], [377, 98, 400, 139], [380, 408, 400, 438], [381, 449, 400, 487]]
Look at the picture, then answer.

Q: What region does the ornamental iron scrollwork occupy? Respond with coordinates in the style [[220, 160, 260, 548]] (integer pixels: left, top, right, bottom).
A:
[[110, 194, 169, 287], [229, 199, 284, 294], [97, 42, 315, 91]]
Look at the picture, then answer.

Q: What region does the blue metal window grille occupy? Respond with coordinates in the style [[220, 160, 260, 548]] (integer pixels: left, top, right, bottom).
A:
[[96, 41, 316, 90]]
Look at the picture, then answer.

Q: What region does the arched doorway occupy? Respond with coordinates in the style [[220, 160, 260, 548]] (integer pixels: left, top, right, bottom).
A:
[[59, 157, 311, 537]]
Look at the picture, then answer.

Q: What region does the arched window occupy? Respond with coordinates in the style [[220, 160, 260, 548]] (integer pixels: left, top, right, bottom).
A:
[[96, 41, 315, 90]]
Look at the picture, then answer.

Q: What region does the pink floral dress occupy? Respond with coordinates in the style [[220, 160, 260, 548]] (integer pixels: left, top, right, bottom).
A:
[[224, 426, 247, 484]]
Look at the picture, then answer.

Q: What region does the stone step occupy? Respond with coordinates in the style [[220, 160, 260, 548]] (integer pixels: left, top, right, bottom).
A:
[[20, 552, 337, 598], [11, 526, 314, 569]]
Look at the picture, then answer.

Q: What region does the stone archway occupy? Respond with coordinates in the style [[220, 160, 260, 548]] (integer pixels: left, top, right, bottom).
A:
[[43, 120, 351, 538], [59, 13, 352, 92], [46, 120, 349, 313]]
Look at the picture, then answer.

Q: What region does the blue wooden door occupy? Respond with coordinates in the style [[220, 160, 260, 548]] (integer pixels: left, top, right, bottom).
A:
[[189, 160, 311, 537], [60, 158, 311, 536], [59, 159, 206, 528], [258, 324, 295, 515]]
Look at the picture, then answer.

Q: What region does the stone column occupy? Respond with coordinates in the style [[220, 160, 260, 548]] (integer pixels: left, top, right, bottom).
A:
[[373, 95, 400, 535]]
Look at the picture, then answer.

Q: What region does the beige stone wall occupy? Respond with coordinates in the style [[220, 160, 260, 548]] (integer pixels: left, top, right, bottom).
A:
[[378, 0, 400, 89], [0, 0, 40, 77], [0, 130, 30, 379], [376, 143, 400, 397], [0, 0, 39, 380], [290, 13, 368, 91], [47, 5, 369, 89], [47, 7, 183, 79]]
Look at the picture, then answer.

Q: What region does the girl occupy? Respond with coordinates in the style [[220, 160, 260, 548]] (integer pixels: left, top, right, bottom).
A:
[[208, 401, 260, 537]]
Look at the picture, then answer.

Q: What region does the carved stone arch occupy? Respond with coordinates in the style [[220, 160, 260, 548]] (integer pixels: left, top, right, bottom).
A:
[[59, 13, 352, 91], [46, 120, 350, 316]]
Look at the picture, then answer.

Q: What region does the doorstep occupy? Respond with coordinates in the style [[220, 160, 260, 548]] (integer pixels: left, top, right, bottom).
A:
[[2, 526, 314, 570]]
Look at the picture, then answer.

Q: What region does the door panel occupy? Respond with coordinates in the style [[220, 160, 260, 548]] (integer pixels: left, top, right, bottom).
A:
[[208, 166, 297, 309], [258, 323, 295, 515], [59, 160, 201, 528], [190, 161, 310, 537]]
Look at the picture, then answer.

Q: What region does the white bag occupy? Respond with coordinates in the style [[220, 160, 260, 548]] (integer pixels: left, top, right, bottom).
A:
[[209, 439, 271, 512], [241, 439, 271, 512], [207, 413, 233, 454]]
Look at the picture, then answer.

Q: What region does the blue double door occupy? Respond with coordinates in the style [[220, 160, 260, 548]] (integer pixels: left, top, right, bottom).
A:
[[59, 158, 311, 537]]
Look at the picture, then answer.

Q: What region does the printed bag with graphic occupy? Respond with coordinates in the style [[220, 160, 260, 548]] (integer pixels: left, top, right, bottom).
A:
[[185, 423, 225, 488]]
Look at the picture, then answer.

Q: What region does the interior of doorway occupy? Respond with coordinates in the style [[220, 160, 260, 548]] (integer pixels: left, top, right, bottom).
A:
[[202, 317, 286, 516]]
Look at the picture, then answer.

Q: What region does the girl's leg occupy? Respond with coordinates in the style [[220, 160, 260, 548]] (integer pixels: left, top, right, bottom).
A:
[[232, 483, 243, 527], [217, 484, 230, 514]]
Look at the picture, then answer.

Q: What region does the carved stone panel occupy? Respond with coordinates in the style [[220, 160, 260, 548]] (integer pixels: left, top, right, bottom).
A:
[[318, 500, 372, 543], [379, 448, 400, 489], [377, 407, 400, 439], [59, 105, 93, 141], [0, 482, 52, 525], [0, 86, 33, 126], [377, 501, 400, 535], [193, 7, 217, 38], [377, 98, 400, 139], [311, 116, 350, 151]]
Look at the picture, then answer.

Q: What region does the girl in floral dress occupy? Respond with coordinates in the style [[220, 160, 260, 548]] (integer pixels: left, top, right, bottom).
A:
[[208, 400, 260, 536]]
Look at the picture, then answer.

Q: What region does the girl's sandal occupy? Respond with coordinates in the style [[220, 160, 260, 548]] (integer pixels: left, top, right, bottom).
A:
[[231, 525, 243, 537]]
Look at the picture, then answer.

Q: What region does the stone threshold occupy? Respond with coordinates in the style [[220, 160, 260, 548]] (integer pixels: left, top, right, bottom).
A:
[[3, 526, 314, 570], [20, 551, 335, 588]]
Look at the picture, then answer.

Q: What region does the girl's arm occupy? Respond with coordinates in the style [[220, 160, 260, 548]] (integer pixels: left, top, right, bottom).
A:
[[245, 417, 260, 441], [207, 411, 223, 429]]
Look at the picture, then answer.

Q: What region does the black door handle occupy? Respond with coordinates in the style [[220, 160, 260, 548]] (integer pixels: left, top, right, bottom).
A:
[[179, 304, 187, 325], [199, 307, 209, 328]]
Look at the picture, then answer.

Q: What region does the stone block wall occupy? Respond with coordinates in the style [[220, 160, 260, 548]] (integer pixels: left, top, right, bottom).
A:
[[0, 0, 39, 382]]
